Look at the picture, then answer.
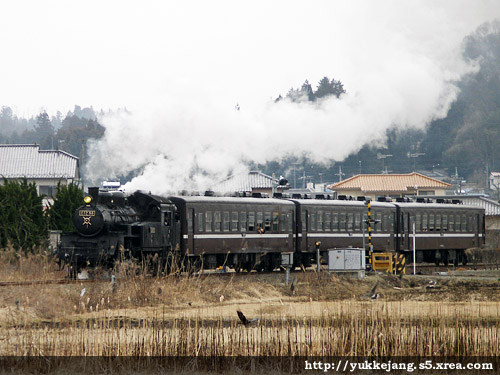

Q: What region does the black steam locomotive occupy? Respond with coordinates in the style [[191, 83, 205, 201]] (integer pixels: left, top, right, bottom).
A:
[[57, 188, 485, 275]]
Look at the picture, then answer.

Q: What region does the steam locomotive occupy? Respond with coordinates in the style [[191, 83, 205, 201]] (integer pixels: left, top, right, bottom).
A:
[[57, 188, 485, 275]]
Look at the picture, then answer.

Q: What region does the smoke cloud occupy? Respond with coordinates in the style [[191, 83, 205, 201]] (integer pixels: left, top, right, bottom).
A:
[[83, 1, 500, 194]]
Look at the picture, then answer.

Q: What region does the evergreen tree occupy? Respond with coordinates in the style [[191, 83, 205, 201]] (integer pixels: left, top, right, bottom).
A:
[[0, 179, 47, 252], [301, 80, 315, 101], [48, 182, 84, 232], [314, 76, 334, 99], [34, 111, 55, 149]]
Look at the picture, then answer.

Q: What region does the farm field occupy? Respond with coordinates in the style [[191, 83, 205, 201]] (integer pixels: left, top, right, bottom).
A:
[[1, 254, 500, 373]]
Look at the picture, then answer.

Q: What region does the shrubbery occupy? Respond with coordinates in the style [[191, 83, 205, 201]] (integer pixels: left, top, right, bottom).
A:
[[0, 179, 83, 252]]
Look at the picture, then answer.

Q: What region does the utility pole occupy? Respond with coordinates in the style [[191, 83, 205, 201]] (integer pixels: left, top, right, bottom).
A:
[[336, 166, 345, 182], [406, 152, 425, 171], [377, 153, 392, 174], [452, 167, 466, 195]]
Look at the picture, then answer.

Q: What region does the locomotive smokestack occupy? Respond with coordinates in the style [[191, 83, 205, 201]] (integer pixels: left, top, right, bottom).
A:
[[88, 187, 99, 204]]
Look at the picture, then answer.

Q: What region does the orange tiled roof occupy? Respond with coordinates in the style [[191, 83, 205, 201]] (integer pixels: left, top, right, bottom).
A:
[[328, 172, 451, 193]]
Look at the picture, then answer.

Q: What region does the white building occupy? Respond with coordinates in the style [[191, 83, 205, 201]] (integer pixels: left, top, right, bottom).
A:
[[0, 144, 80, 198]]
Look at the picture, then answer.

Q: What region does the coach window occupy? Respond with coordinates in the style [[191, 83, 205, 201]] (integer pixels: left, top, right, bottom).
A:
[[332, 213, 338, 231], [347, 213, 354, 232], [467, 215, 473, 232], [205, 211, 212, 232], [442, 214, 448, 231], [455, 215, 461, 231], [287, 212, 293, 232], [272, 212, 280, 232], [422, 214, 428, 232], [376, 213, 382, 231], [429, 214, 435, 231], [214, 211, 221, 231], [223, 212, 230, 232], [248, 212, 255, 231], [264, 212, 271, 231], [301, 212, 306, 231], [355, 213, 361, 231], [390, 214, 394, 232], [310, 213, 316, 231], [240, 212, 247, 231], [187, 211, 193, 232], [435, 214, 441, 232], [280, 212, 286, 232], [339, 213, 346, 232], [416, 214, 421, 232], [317, 211, 323, 232], [382, 214, 388, 232], [462, 214, 467, 232], [257, 212, 263, 230], [231, 212, 238, 231], [448, 214, 454, 232], [325, 212, 331, 232], [198, 213, 204, 232]]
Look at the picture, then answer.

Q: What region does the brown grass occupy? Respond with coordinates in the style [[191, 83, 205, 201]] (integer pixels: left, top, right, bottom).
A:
[[1, 301, 500, 357], [1, 253, 500, 362]]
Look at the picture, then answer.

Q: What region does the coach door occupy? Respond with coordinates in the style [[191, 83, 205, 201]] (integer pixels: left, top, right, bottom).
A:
[[303, 209, 309, 251], [188, 208, 195, 254], [404, 212, 412, 251], [395, 206, 403, 252], [287, 210, 294, 251], [474, 213, 480, 247]]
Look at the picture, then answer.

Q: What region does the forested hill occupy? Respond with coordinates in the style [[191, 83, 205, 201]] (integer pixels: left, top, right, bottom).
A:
[[260, 21, 500, 188], [0, 106, 124, 160]]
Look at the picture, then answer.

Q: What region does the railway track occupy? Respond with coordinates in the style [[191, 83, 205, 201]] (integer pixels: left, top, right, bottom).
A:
[[2, 263, 498, 287], [0, 278, 100, 287]]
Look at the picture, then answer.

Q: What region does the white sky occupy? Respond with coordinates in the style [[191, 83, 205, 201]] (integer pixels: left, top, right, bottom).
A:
[[1, 0, 497, 115], [1, 1, 500, 192]]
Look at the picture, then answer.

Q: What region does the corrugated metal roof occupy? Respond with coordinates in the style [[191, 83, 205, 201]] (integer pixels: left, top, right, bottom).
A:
[[0, 144, 79, 179], [328, 172, 451, 193], [213, 171, 285, 193]]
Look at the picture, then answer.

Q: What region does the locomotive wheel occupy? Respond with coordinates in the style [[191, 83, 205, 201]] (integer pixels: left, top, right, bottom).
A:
[[68, 261, 79, 280]]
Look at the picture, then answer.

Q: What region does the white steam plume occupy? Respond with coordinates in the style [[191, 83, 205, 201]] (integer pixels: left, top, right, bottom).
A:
[[85, 1, 499, 195]]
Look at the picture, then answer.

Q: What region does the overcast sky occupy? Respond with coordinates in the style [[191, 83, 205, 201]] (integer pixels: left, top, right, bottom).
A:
[[1, 0, 498, 115], [2, 1, 500, 192]]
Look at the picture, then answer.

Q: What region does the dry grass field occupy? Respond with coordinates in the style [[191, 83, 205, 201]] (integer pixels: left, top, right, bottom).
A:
[[1, 252, 500, 373]]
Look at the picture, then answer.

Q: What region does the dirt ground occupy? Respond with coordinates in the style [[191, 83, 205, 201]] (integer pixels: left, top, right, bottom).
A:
[[1, 266, 500, 325]]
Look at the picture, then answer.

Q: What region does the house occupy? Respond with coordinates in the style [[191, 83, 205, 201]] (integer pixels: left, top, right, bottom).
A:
[[489, 172, 500, 200], [0, 144, 80, 198], [327, 172, 451, 201], [212, 171, 289, 195]]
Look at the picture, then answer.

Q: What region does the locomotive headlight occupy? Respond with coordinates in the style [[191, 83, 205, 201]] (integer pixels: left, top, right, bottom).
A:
[[83, 196, 92, 204]]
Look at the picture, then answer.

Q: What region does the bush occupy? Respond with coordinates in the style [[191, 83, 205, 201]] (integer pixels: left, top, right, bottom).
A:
[[0, 178, 47, 252]]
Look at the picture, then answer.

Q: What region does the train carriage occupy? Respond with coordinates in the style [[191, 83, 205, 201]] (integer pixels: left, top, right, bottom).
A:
[[395, 202, 485, 265], [168, 196, 295, 271]]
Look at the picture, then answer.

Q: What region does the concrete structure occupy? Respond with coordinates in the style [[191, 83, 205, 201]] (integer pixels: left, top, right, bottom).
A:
[[489, 172, 500, 201], [328, 172, 451, 201], [213, 171, 289, 195], [0, 144, 80, 198]]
